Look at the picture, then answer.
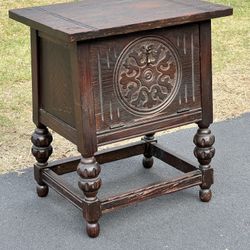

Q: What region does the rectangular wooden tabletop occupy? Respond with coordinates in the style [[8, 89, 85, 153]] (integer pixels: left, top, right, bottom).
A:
[[9, 0, 232, 42]]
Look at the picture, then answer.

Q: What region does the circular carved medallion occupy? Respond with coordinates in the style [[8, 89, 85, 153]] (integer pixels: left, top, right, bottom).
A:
[[114, 36, 181, 115]]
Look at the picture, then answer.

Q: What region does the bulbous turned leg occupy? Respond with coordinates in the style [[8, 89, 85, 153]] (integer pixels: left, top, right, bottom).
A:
[[77, 156, 102, 238], [31, 124, 53, 197], [193, 126, 215, 202], [142, 133, 155, 169]]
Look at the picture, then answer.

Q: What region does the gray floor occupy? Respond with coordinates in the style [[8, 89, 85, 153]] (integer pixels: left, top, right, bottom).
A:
[[0, 113, 250, 250]]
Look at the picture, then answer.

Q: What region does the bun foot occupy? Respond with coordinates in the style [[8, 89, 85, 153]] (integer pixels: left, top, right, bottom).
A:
[[142, 157, 154, 169], [86, 222, 100, 238], [36, 184, 49, 197], [199, 189, 212, 202]]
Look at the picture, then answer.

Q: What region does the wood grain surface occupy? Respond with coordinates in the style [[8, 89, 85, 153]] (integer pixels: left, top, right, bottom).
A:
[[9, 0, 232, 42]]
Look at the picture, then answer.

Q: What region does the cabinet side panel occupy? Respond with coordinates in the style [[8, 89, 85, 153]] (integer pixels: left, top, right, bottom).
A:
[[39, 36, 75, 127]]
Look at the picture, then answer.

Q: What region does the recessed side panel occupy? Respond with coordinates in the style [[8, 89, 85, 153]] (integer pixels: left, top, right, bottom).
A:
[[89, 24, 201, 144], [39, 36, 75, 127]]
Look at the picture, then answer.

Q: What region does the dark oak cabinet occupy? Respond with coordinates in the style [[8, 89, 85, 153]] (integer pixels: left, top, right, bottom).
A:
[[9, 0, 232, 238]]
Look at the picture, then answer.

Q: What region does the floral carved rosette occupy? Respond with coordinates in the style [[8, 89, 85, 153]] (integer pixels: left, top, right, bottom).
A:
[[114, 36, 181, 115]]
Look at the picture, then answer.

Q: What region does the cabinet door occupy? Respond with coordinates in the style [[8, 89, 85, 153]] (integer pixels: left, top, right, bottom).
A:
[[88, 24, 202, 145]]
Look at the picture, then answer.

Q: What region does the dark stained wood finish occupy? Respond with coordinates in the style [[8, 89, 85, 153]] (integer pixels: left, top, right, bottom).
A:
[[39, 36, 75, 127], [9, 0, 232, 42], [97, 110, 202, 145], [37, 139, 207, 215], [101, 170, 202, 213], [69, 42, 86, 153], [31, 125, 53, 197], [95, 140, 146, 164], [77, 157, 102, 237], [48, 156, 81, 175], [69, 40, 102, 237], [39, 109, 77, 144], [142, 134, 155, 169], [38, 147, 202, 214], [193, 127, 215, 202], [72, 43, 98, 156], [199, 20, 213, 128], [71, 42, 102, 235], [90, 24, 202, 144], [30, 29, 39, 125], [51, 140, 146, 175], [152, 143, 198, 173], [42, 169, 83, 210], [10, 0, 232, 238]]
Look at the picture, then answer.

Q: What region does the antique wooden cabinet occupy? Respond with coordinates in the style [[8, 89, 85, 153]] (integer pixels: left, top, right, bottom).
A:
[[9, 0, 232, 238]]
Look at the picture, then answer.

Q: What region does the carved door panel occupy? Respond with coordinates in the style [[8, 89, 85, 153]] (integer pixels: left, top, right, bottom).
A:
[[89, 24, 201, 144]]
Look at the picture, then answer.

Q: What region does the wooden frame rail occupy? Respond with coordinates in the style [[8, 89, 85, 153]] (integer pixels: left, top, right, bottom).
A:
[[39, 140, 201, 217], [50, 140, 147, 175], [42, 169, 83, 210], [151, 143, 199, 172], [101, 170, 202, 213]]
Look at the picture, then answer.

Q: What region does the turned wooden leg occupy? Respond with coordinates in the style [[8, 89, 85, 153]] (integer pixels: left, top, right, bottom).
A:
[[142, 133, 155, 169], [31, 124, 53, 197], [193, 125, 215, 202], [77, 156, 102, 238]]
